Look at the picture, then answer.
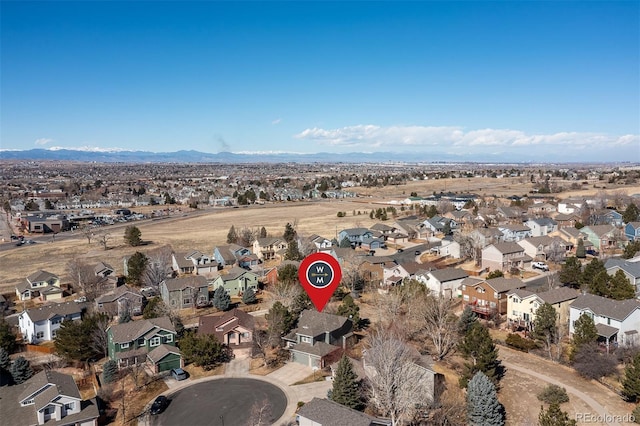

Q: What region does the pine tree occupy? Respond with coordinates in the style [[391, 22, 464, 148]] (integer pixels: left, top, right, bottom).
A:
[[0, 320, 17, 354], [559, 257, 582, 288], [284, 240, 303, 261], [119, 310, 131, 323], [0, 348, 9, 370], [259, 226, 267, 238], [123, 225, 142, 246], [623, 353, 640, 402], [576, 238, 586, 258], [609, 269, 635, 300], [10, 356, 34, 384], [466, 371, 505, 426], [213, 286, 231, 311], [227, 225, 238, 244], [283, 222, 297, 243], [458, 306, 478, 335], [580, 258, 605, 290], [532, 303, 558, 359], [572, 313, 598, 349], [242, 288, 257, 305], [102, 360, 118, 384], [336, 295, 360, 329], [331, 356, 361, 410], [623, 203, 640, 224], [538, 403, 577, 426], [339, 237, 351, 248], [458, 322, 503, 387], [126, 251, 148, 285]]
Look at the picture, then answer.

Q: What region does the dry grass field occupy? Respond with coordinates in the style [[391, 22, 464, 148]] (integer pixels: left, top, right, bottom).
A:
[[1, 179, 639, 296]]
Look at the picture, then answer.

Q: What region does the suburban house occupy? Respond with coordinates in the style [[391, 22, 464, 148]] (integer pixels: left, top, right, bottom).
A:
[[159, 276, 210, 310], [569, 293, 640, 349], [443, 210, 475, 231], [496, 206, 524, 223], [107, 316, 182, 371], [361, 236, 387, 251], [18, 301, 85, 344], [590, 209, 624, 227], [527, 202, 557, 217], [171, 250, 218, 275], [581, 225, 627, 252], [416, 267, 469, 298], [198, 308, 255, 357], [558, 197, 587, 214], [296, 398, 392, 426], [507, 287, 580, 330], [381, 261, 410, 287], [430, 237, 461, 258], [252, 238, 288, 261], [94, 261, 115, 278], [210, 267, 259, 296], [370, 223, 397, 238], [359, 257, 393, 287], [338, 228, 374, 247], [95, 285, 145, 317], [605, 258, 640, 296], [481, 242, 531, 273], [497, 224, 532, 242], [625, 222, 640, 242], [284, 310, 354, 368], [307, 234, 333, 250], [461, 276, 526, 317], [16, 270, 63, 301], [422, 216, 457, 235], [468, 227, 505, 248], [0, 370, 99, 426], [171, 251, 197, 274], [525, 218, 558, 237], [213, 244, 251, 268], [553, 213, 580, 229], [517, 236, 568, 262], [393, 217, 430, 240]]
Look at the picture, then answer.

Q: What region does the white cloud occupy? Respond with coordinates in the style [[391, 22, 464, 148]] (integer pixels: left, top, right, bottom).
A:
[[35, 138, 54, 146], [272, 118, 282, 125], [48, 145, 129, 153], [294, 124, 639, 151]]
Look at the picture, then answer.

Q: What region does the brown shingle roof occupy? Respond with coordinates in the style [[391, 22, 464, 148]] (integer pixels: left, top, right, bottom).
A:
[[163, 275, 208, 292], [108, 317, 175, 343], [23, 302, 83, 323], [570, 294, 640, 322]]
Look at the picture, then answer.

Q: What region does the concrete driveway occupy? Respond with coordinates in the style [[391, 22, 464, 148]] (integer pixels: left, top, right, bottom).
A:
[[266, 362, 313, 385]]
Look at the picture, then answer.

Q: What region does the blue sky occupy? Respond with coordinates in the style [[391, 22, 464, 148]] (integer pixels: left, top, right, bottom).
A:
[[1, 1, 639, 162]]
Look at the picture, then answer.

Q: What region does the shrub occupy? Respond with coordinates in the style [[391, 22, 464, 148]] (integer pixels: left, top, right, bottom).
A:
[[537, 384, 570, 405], [505, 333, 538, 352]]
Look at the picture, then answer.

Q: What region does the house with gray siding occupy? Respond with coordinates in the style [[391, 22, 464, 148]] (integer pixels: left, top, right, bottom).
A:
[[159, 276, 209, 310]]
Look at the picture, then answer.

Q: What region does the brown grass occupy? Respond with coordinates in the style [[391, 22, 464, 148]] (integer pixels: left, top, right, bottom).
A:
[[182, 363, 224, 380]]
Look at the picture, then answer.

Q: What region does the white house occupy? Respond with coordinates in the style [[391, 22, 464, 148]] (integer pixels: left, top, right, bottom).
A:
[[18, 302, 84, 344], [569, 294, 640, 348], [497, 224, 532, 242], [525, 218, 558, 237], [417, 267, 469, 298], [605, 258, 640, 296]]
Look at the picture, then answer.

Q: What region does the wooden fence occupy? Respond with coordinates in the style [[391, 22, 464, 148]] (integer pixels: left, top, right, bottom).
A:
[[25, 344, 56, 354]]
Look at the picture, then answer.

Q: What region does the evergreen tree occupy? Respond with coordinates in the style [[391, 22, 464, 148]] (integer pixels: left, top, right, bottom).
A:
[[0, 320, 17, 353], [576, 238, 586, 258], [339, 237, 352, 248], [623, 352, 640, 402], [284, 240, 303, 261], [487, 270, 504, 279], [119, 310, 131, 323], [336, 295, 360, 329], [227, 225, 238, 244], [623, 240, 640, 260], [0, 348, 9, 371], [277, 264, 298, 285], [538, 403, 577, 426], [623, 203, 640, 224], [458, 322, 503, 387], [179, 331, 229, 370], [331, 356, 361, 410], [532, 303, 558, 359], [458, 306, 478, 335], [10, 356, 33, 384], [55, 319, 101, 362], [126, 251, 148, 285], [143, 296, 168, 319], [213, 286, 231, 311], [609, 270, 636, 300], [242, 288, 257, 305], [572, 313, 598, 349], [283, 222, 297, 243], [580, 258, 605, 290], [259, 226, 267, 238], [290, 292, 312, 321], [466, 371, 505, 426], [123, 225, 142, 246], [102, 360, 118, 384], [589, 270, 609, 297], [559, 257, 582, 288]]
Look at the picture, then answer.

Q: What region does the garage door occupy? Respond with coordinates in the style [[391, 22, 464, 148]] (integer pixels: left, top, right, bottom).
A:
[[292, 351, 310, 366]]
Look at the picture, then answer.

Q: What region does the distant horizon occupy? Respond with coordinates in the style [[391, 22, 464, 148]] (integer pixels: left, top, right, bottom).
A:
[[1, 2, 638, 162]]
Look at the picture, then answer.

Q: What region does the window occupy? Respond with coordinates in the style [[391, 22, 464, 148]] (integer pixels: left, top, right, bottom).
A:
[[150, 336, 161, 347], [64, 402, 75, 411], [121, 342, 130, 349], [51, 330, 56, 338], [241, 332, 250, 339], [183, 298, 191, 305], [607, 318, 611, 325], [36, 331, 44, 339], [165, 334, 173, 343], [138, 338, 145, 346], [463, 295, 469, 302]]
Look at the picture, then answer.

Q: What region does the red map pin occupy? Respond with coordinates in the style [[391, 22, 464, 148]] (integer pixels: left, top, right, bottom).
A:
[[298, 252, 342, 312]]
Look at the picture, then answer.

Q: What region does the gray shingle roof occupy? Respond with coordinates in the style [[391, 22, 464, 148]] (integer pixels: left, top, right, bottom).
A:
[[295, 310, 351, 338], [491, 242, 525, 254], [147, 344, 181, 363], [297, 398, 391, 426], [429, 267, 469, 283], [536, 287, 581, 305], [108, 317, 175, 343], [26, 270, 58, 284], [23, 301, 83, 323], [19, 370, 81, 403], [570, 293, 640, 322], [485, 277, 526, 293], [95, 285, 142, 304], [290, 341, 341, 357], [605, 258, 640, 279], [163, 275, 208, 292]]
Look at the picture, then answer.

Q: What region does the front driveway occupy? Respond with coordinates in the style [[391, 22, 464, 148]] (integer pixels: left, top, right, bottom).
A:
[[266, 362, 313, 385]]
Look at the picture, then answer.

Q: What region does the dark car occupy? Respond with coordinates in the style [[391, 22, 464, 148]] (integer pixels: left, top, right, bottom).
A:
[[150, 396, 169, 415]]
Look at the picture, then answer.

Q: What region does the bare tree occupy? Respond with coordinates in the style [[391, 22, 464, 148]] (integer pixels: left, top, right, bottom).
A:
[[248, 398, 273, 426], [545, 240, 566, 264], [270, 282, 302, 309], [80, 223, 94, 244], [96, 231, 111, 251], [67, 258, 101, 301], [420, 295, 458, 361], [143, 250, 172, 289], [365, 328, 433, 425], [90, 314, 110, 358]]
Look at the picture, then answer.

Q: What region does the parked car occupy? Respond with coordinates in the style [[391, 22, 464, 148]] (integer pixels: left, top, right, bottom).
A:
[[150, 396, 169, 415], [171, 368, 187, 381], [532, 261, 549, 271]]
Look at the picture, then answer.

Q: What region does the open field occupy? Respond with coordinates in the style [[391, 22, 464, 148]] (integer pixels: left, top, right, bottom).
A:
[[2, 181, 639, 296]]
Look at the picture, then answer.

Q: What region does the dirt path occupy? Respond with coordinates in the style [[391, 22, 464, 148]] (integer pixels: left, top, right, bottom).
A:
[[499, 346, 636, 425]]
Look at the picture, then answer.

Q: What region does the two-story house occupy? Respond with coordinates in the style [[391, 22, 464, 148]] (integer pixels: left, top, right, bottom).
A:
[[198, 308, 255, 357], [605, 258, 640, 296], [338, 228, 373, 248], [481, 242, 531, 273], [0, 370, 99, 426], [106, 316, 182, 371], [507, 287, 580, 330], [214, 244, 252, 268], [422, 216, 457, 235], [416, 267, 469, 299], [16, 270, 63, 301], [625, 222, 640, 242], [210, 267, 259, 297], [307, 234, 333, 250], [569, 293, 640, 349], [297, 398, 392, 426], [580, 224, 627, 252], [461, 276, 526, 317], [19, 302, 85, 344], [159, 276, 209, 310], [252, 238, 288, 261], [467, 227, 504, 248], [283, 310, 353, 369], [525, 218, 558, 237], [497, 224, 532, 242], [95, 285, 145, 317]]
